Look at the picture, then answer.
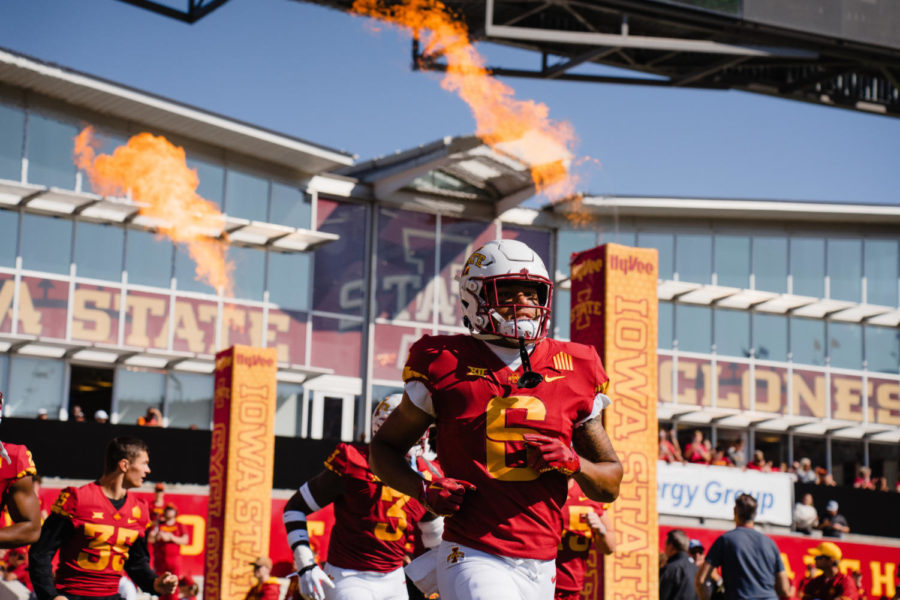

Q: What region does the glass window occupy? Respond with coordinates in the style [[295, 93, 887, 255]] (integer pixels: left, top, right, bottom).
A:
[[715, 309, 750, 358], [26, 112, 78, 189], [557, 229, 596, 276], [865, 240, 898, 306], [225, 169, 268, 221], [269, 183, 311, 229], [676, 234, 712, 284], [7, 356, 64, 417], [175, 244, 216, 295], [715, 235, 750, 289], [637, 232, 674, 280], [275, 382, 304, 437], [753, 313, 787, 362], [0, 209, 18, 267], [0, 102, 24, 180], [791, 318, 825, 366], [865, 325, 900, 374], [113, 367, 165, 425], [828, 322, 862, 370], [315, 200, 367, 315], [374, 207, 434, 322], [166, 371, 213, 430], [21, 214, 71, 274], [187, 157, 224, 209], [230, 245, 265, 301], [75, 222, 124, 281], [554, 289, 570, 340], [827, 239, 861, 302], [659, 301, 673, 350], [126, 229, 173, 288], [268, 251, 310, 311], [753, 236, 787, 293], [790, 237, 825, 297], [676, 304, 711, 353]]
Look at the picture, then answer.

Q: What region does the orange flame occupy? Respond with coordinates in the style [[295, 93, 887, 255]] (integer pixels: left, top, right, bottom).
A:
[[352, 0, 586, 201], [74, 127, 234, 295]]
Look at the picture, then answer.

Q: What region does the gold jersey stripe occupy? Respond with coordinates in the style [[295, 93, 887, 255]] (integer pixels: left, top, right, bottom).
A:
[[402, 366, 429, 383], [552, 352, 573, 371]]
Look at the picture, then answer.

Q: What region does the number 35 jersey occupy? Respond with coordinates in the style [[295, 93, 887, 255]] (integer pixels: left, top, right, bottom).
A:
[[51, 482, 152, 595], [324, 443, 427, 572], [403, 334, 610, 560]]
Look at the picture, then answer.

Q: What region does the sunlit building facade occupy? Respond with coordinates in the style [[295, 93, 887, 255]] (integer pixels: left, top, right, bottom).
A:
[[1, 49, 898, 487]]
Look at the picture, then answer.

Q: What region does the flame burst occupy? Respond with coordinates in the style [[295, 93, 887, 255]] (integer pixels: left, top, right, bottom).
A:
[[74, 127, 234, 295], [352, 0, 585, 200]]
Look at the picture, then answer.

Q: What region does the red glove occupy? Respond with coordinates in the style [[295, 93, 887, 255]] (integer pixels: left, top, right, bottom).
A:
[[523, 433, 581, 476], [419, 477, 476, 517]]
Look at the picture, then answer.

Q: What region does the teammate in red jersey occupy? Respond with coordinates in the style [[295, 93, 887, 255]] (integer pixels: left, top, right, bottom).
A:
[[28, 436, 178, 600], [148, 503, 188, 600], [370, 239, 623, 599], [555, 478, 615, 600], [0, 392, 42, 549], [282, 394, 443, 600]]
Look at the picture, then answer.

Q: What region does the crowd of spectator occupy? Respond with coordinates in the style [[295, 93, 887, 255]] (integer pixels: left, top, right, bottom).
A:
[[658, 428, 899, 492]]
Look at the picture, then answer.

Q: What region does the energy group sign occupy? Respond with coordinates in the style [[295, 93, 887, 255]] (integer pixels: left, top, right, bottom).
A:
[[657, 462, 793, 526], [570, 243, 659, 600]]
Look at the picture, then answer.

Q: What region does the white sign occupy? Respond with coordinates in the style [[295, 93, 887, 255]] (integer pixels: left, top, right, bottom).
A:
[[657, 462, 794, 526]]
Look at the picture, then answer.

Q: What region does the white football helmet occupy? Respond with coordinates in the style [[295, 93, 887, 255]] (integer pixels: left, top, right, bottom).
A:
[[372, 393, 403, 437], [459, 239, 552, 342]]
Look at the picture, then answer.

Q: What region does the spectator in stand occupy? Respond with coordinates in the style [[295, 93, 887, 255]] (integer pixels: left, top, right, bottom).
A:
[[710, 446, 731, 467], [243, 556, 279, 600], [695, 494, 793, 600], [3, 548, 31, 591], [36, 408, 48, 421], [688, 540, 705, 565], [668, 429, 684, 462], [819, 500, 850, 538], [793, 493, 818, 534], [875, 477, 890, 492], [94, 409, 110, 424], [747, 449, 768, 471], [821, 472, 837, 487], [71, 405, 85, 422], [684, 430, 711, 464], [796, 458, 817, 484], [726, 438, 746, 469], [659, 529, 698, 600], [854, 466, 875, 490], [138, 407, 163, 427], [800, 542, 858, 600], [659, 430, 680, 463]]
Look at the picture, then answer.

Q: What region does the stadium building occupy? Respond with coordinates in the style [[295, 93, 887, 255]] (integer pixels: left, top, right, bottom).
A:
[[0, 48, 898, 487]]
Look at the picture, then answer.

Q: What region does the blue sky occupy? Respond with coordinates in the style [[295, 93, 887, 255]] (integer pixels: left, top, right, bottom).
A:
[[1, 0, 898, 204]]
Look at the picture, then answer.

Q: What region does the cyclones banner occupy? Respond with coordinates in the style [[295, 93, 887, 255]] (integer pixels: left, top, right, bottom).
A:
[[570, 243, 659, 600]]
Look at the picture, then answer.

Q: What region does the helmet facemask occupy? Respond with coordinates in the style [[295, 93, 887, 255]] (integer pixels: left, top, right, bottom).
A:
[[463, 273, 553, 343]]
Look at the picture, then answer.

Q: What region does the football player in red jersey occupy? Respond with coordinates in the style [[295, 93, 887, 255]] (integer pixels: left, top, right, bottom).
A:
[[0, 392, 42, 548], [148, 503, 188, 600], [282, 394, 443, 600], [28, 436, 178, 600], [370, 239, 623, 599], [555, 478, 615, 600]]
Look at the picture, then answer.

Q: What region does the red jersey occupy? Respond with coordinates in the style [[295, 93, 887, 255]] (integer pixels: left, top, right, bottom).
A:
[[243, 577, 280, 600], [324, 443, 427, 572], [0, 443, 36, 499], [152, 521, 185, 573], [51, 482, 152, 596], [404, 334, 609, 560], [556, 483, 606, 592], [802, 571, 859, 600]]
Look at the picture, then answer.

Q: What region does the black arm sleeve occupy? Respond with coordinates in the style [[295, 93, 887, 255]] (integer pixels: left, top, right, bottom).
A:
[[124, 534, 157, 593], [28, 512, 72, 600]]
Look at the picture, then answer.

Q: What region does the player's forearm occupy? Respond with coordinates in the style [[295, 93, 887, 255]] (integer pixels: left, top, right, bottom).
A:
[[369, 437, 425, 499], [574, 460, 622, 503], [0, 520, 40, 548]]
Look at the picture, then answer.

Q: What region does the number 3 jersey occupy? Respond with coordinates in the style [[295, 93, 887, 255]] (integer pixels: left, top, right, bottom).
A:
[[324, 443, 428, 572], [556, 482, 607, 592], [51, 482, 152, 595], [403, 334, 610, 561]]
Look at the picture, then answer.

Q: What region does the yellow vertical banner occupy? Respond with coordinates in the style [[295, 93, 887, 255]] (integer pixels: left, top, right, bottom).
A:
[[204, 346, 278, 600], [570, 244, 659, 600]]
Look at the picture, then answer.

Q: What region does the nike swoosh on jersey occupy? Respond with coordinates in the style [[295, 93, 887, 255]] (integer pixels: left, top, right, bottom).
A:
[[545, 375, 566, 382]]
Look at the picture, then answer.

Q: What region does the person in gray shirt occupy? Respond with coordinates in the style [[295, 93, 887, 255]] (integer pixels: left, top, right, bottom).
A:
[[695, 494, 793, 600]]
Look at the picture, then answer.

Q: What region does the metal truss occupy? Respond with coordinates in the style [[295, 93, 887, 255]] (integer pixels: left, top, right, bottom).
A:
[[299, 0, 900, 118], [114, 0, 232, 23]]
